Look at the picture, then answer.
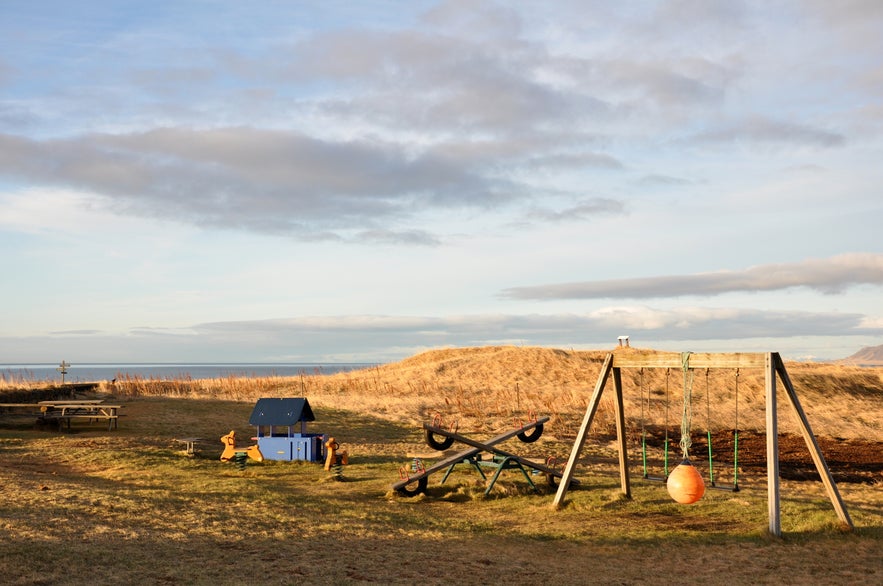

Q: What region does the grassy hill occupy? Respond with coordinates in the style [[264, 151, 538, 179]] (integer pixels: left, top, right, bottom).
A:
[[299, 345, 883, 442]]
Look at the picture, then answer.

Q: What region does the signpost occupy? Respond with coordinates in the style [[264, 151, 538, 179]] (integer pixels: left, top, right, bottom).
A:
[[57, 360, 71, 384]]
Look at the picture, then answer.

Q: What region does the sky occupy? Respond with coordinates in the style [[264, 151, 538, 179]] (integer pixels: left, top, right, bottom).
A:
[[1, 0, 882, 364]]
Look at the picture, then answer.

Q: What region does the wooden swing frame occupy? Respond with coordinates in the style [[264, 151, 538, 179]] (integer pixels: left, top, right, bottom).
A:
[[552, 351, 853, 537]]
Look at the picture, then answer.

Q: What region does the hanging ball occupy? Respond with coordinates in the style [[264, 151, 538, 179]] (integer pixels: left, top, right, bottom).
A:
[[667, 459, 706, 504]]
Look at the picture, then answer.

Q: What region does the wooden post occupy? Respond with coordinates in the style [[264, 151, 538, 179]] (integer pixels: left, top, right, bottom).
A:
[[57, 360, 71, 384], [553, 353, 613, 507], [765, 352, 781, 537], [612, 366, 631, 498], [773, 354, 854, 530]]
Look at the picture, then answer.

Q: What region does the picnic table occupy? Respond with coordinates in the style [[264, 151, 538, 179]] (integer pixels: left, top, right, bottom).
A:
[[0, 400, 122, 430]]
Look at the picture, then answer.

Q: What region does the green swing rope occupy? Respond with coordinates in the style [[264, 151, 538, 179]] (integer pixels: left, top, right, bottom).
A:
[[640, 368, 648, 477], [733, 369, 740, 490], [678, 352, 694, 460], [640, 367, 672, 480], [705, 369, 715, 485], [704, 367, 741, 491], [664, 368, 671, 477]]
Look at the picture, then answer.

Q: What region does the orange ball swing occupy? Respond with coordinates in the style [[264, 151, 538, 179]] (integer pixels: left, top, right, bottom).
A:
[[666, 353, 705, 504]]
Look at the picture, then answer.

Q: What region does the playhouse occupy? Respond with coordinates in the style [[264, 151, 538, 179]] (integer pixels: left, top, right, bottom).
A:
[[249, 397, 326, 462]]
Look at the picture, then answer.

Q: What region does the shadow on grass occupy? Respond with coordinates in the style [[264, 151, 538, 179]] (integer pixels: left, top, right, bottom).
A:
[[114, 397, 416, 444], [318, 407, 416, 444], [5, 517, 880, 586]]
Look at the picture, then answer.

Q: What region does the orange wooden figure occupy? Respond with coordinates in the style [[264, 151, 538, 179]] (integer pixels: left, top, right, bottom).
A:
[[324, 436, 348, 471], [219, 430, 264, 463]]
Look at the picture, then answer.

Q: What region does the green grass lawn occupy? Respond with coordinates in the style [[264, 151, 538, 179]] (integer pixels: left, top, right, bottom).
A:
[[1, 396, 880, 585]]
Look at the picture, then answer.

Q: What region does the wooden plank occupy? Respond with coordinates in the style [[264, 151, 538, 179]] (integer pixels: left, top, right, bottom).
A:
[[612, 367, 631, 498], [773, 353, 853, 530], [0, 402, 113, 411], [56, 405, 122, 414], [612, 351, 767, 369], [391, 417, 549, 490], [553, 352, 614, 507], [765, 352, 781, 537], [51, 414, 117, 419], [38, 400, 104, 405]]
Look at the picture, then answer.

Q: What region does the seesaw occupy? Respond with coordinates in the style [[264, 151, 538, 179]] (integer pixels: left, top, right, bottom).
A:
[[392, 415, 576, 496]]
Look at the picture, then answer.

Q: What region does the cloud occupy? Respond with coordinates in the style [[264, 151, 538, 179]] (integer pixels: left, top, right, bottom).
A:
[[194, 308, 873, 343], [688, 115, 846, 149], [281, 26, 613, 136], [637, 174, 694, 186], [49, 329, 101, 335], [501, 253, 883, 300], [1, 2, 824, 246], [596, 57, 733, 109], [355, 229, 441, 246], [804, 0, 883, 29], [0, 129, 509, 241], [525, 152, 624, 171], [526, 198, 625, 223], [3, 306, 879, 363]]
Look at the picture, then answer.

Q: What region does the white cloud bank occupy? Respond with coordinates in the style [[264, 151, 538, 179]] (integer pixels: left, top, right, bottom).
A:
[[2, 305, 879, 364], [501, 254, 883, 300]]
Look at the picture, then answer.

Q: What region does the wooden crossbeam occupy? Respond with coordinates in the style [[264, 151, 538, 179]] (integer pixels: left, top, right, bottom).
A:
[[611, 351, 767, 369]]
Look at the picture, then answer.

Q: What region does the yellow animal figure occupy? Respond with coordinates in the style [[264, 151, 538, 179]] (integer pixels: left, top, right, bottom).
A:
[[220, 430, 264, 463], [324, 436, 348, 471]]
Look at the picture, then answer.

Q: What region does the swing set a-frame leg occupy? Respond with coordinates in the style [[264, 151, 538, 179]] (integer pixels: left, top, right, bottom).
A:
[[612, 365, 631, 500], [772, 353, 853, 531], [553, 354, 613, 507], [553, 354, 631, 507]]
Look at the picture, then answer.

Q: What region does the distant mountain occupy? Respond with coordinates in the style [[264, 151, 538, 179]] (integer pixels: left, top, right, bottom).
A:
[[839, 344, 883, 365]]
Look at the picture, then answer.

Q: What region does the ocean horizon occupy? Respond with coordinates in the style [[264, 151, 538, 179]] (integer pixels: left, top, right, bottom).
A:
[[0, 362, 377, 383]]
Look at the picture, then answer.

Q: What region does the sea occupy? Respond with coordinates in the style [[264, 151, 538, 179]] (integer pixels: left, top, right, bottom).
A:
[[0, 363, 375, 384]]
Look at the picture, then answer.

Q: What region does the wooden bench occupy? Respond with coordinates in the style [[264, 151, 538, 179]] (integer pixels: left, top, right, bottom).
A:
[[174, 437, 205, 456]]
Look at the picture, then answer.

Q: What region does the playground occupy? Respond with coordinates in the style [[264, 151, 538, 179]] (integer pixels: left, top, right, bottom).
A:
[[0, 346, 881, 584]]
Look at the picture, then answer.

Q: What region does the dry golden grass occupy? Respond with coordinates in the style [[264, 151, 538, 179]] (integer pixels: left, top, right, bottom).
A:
[[93, 346, 881, 441], [2, 345, 881, 585]]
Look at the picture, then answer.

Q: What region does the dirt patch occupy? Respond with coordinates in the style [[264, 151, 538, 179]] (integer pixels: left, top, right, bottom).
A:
[[730, 432, 882, 484], [638, 427, 882, 485]]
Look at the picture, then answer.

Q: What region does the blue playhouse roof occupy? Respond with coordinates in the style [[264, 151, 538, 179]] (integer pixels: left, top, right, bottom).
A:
[[249, 397, 315, 426]]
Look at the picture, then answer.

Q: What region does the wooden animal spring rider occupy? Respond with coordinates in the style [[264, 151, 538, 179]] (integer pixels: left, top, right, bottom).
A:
[[324, 436, 348, 480], [220, 430, 264, 470]]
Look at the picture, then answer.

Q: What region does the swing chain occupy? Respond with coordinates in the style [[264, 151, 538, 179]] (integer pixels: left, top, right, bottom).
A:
[[639, 368, 646, 436], [679, 352, 694, 459], [734, 368, 740, 431]]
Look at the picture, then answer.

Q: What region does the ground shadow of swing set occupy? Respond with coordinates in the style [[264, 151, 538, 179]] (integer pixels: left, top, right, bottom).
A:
[[552, 351, 854, 538]]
